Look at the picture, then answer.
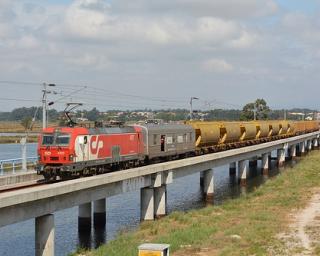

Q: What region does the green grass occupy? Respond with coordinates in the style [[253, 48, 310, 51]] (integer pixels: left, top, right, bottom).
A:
[[0, 121, 43, 133], [73, 151, 320, 256]]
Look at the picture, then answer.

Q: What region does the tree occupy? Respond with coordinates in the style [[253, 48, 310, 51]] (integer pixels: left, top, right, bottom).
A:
[[21, 117, 32, 131], [86, 107, 100, 121], [240, 99, 270, 121]]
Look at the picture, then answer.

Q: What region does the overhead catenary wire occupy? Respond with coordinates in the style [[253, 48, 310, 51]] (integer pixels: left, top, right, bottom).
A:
[[0, 80, 244, 110], [0, 97, 41, 103], [0, 80, 188, 104]]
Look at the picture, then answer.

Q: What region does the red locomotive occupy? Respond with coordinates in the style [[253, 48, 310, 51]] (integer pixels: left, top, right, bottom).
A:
[[37, 123, 194, 180]]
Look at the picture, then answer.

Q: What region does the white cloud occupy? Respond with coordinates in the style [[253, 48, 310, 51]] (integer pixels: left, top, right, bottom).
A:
[[65, 0, 110, 38], [203, 59, 234, 73], [112, 0, 279, 19], [1, 0, 320, 111], [64, 54, 112, 71], [0, 0, 12, 12], [281, 13, 320, 44], [61, 2, 255, 48], [227, 31, 258, 49], [0, 23, 10, 38], [16, 35, 39, 49]]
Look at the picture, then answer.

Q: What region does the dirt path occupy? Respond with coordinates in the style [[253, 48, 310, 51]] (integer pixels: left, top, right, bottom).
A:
[[272, 190, 320, 255]]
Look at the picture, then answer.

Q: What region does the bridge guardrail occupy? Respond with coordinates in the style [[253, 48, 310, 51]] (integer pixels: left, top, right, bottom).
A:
[[0, 157, 37, 175]]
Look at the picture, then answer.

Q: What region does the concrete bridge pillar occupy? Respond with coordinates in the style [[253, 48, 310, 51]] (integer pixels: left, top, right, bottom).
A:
[[277, 148, 285, 168], [292, 145, 297, 158], [229, 162, 236, 176], [35, 214, 54, 256], [313, 138, 318, 149], [262, 153, 269, 176], [290, 145, 297, 160], [94, 199, 106, 228], [141, 187, 154, 221], [300, 141, 306, 156], [238, 160, 248, 186], [307, 140, 312, 152], [78, 202, 92, 231], [154, 185, 166, 218], [203, 169, 214, 202]]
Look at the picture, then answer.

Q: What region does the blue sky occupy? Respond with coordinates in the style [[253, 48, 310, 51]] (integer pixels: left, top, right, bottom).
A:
[[0, 0, 320, 111], [277, 0, 318, 13]]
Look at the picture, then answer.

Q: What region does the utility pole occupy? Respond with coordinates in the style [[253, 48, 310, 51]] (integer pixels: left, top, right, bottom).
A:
[[190, 97, 199, 121], [42, 83, 47, 129], [254, 103, 263, 121], [42, 83, 56, 129]]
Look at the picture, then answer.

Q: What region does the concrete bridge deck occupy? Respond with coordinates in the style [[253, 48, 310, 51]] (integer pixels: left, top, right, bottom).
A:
[[0, 171, 40, 187], [0, 131, 319, 255]]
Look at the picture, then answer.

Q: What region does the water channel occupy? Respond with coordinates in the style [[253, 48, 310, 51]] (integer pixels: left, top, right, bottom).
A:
[[0, 143, 289, 256]]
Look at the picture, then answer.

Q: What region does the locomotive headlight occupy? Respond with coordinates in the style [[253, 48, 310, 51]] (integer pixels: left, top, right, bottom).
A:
[[69, 154, 74, 161], [38, 154, 41, 161]]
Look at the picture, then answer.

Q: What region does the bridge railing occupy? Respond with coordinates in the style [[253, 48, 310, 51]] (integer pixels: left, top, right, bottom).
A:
[[0, 157, 38, 175]]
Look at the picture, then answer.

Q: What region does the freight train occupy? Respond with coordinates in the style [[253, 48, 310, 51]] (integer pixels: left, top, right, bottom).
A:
[[37, 120, 319, 181]]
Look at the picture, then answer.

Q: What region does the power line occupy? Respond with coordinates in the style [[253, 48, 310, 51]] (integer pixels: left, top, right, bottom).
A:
[[53, 86, 87, 104], [0, 80, 83, 88], [0, 81, 41, 86], [60, 93, 187, 108], [0, 80, 187, 104], [0, 97, 41, 103], [85, 86, 187, 103], [0, 80, 243, 110]]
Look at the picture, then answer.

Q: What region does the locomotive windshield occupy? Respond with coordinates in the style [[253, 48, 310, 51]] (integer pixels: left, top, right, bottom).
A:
[[42, 133, 70, 146]]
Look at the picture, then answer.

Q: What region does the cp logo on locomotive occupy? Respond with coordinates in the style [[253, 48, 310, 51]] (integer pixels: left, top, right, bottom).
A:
[[90, 135, 104, 158]]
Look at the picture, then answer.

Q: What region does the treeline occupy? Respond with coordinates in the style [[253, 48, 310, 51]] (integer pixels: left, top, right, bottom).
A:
[[0, 106, 317, 122], [0, 107, 59, 121]]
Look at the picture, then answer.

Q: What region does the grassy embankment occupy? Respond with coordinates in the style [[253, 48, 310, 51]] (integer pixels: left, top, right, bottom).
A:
[[0, 121, 43, 133], [0, 121, 43, 144], [74, 150, 320, 256]]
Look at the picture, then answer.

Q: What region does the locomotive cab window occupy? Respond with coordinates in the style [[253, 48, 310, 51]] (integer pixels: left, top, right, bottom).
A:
[[56, 134, 70, 146], [42, 133, 70, 146], [42, 134, 54, 145]]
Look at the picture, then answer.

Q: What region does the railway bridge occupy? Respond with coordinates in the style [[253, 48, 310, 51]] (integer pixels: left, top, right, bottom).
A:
[[0, 131, 319, 256]]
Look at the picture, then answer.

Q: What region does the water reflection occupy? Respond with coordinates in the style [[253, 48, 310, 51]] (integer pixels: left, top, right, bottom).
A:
[[94, 227, 106, 248], [78, 229, 91, 249], [78, 220, 106, 249]]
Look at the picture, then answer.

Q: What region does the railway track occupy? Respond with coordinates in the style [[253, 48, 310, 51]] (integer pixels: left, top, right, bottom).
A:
[[0, 179, 47, 193]]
